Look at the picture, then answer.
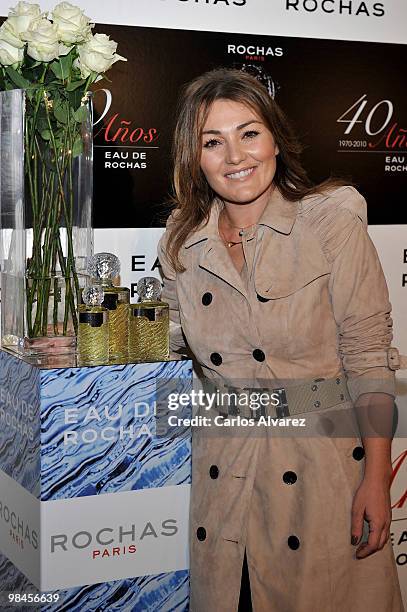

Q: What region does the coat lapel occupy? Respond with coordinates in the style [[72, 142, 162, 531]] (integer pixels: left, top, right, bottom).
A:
[[184, 198, 248, 297], [198, 240, 248, 297]]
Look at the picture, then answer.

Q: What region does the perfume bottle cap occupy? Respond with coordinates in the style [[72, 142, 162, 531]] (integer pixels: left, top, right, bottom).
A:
[[137, 277, 162, 302], [83, 285, 104, 307], [88, 252, 120, 281]]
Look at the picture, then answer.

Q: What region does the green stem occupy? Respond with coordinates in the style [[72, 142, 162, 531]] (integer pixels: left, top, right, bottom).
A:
[[44, 103, 80, 332], [27, 82, 86, 339]]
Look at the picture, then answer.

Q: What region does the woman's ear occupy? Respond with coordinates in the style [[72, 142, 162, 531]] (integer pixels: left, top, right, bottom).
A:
[[275, 143, 279, 156]]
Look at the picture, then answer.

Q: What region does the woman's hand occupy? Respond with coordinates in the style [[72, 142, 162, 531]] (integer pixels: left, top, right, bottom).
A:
[[351, 469, 392, 559], [351, 392, 395, 558]]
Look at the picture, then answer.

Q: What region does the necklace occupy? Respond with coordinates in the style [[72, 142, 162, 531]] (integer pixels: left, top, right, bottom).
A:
[[218, 208, 255, 247], [218, 226, 242, 248]]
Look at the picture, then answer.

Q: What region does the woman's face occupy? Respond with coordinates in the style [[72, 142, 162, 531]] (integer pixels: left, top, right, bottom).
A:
[[200, 98, 279, 207]]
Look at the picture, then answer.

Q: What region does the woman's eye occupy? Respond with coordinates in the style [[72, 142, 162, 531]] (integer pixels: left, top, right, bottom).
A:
[[243, 130, 260, 139], [203, 138, 221, 149]]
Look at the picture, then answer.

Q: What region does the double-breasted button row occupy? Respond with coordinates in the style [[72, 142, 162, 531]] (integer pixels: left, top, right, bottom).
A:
[[204, 292, 272, 305], [210, 350, 266, 366]]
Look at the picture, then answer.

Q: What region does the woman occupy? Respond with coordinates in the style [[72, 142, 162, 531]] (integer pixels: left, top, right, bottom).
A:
[[157, 68, 405, 612]]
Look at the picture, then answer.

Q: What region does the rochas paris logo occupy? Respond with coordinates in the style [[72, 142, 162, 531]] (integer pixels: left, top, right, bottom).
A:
[[228, 44, 283, 57], [0, 500, 39, 550], [50, 519, 178, 559], [285, 0, 385, 17]]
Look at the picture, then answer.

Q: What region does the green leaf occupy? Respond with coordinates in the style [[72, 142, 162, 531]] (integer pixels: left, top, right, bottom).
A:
[[66, 79, 87, 92], [50, 51, 74, 82], [53, 102, 69, 124], [67, 88, 82, 111], [5, 67, 30, 89], [50, 61, 63, 81], [59, 52, 74, 79], [40, 129, 52, 141], [72, 135, 83, 158], [73, 105, 88, 123]]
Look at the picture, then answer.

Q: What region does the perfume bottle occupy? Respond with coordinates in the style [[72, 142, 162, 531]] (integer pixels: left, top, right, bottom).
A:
[[77, 286, 109, 365], [88, 252, 130, 362], [128, 277, 169, 362]]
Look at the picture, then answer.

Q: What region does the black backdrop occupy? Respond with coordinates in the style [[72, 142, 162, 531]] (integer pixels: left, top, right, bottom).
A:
[[90, 24, 407, 227]]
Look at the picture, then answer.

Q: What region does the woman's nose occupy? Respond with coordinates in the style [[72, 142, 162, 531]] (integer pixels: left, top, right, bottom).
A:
[[225, 139, 246, 165]]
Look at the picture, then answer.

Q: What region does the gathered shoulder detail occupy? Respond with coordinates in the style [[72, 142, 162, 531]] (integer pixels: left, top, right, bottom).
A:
[[297, 186, 368, 264]]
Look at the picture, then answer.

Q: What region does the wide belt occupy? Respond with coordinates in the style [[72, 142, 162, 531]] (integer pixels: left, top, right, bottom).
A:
[[214, 374, 351, 421]]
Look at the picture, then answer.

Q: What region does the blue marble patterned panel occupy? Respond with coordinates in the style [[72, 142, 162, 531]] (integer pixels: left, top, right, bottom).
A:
[[0, 352, 41, 498], [39, 360, 192, 501], [0, 551, 189, 611]]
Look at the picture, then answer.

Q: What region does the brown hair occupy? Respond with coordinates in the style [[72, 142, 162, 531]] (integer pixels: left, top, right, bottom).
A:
[[166, 67, 346, 272]]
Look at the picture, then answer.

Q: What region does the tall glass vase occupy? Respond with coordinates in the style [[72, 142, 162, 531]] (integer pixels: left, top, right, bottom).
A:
[[0, 88, 93, 357]]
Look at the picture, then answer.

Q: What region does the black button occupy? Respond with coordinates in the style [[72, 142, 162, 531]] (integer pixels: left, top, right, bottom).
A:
[[202, 292, 213, 306], [197, 527, 206, 541], [287, 535, 300, 550], [257, 294, 270, 302], [283, 471, 297, 485], [252, 349, 265, 362], [209, 465, 219, 479], [352, 446, 365, 461], [210, 352, 222, 366]]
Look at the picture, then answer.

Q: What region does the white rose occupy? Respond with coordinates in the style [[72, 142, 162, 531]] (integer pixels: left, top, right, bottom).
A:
[[0, 37, 23, 65], [0, 19, 25, 50], [77, 33, 126, 78], [51, 2, 94, 44], [22, 18, 60, 63], [7, 2, 42, 38]]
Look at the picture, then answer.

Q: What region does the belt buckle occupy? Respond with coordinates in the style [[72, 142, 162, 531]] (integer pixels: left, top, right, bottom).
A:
[[273, 387, 290, 418], [387, 347, 400, 371]]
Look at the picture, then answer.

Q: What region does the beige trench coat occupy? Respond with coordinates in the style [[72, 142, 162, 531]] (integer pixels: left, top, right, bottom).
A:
[[157, 186, 405, 612]]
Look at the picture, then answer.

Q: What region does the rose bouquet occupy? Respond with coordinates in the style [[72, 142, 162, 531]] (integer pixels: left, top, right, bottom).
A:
[[0, 2, 125, 346]]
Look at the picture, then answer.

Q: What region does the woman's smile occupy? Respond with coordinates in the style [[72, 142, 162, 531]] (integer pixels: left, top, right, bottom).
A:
[[225, 166, 257, 180]]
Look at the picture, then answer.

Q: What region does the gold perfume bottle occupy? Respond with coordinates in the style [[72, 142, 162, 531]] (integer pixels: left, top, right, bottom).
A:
[[128, 277, 169, 362], [77, 286, 109, 365], [88, 252, 130, 363]]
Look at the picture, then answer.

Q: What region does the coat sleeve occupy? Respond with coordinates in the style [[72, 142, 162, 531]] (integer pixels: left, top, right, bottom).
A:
[[157, 224, 188, 354], [320, 188, 399, 404]]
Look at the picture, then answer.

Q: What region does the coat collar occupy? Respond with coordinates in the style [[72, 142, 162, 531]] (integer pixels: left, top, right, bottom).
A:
[[183, 187, 298, 249]]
